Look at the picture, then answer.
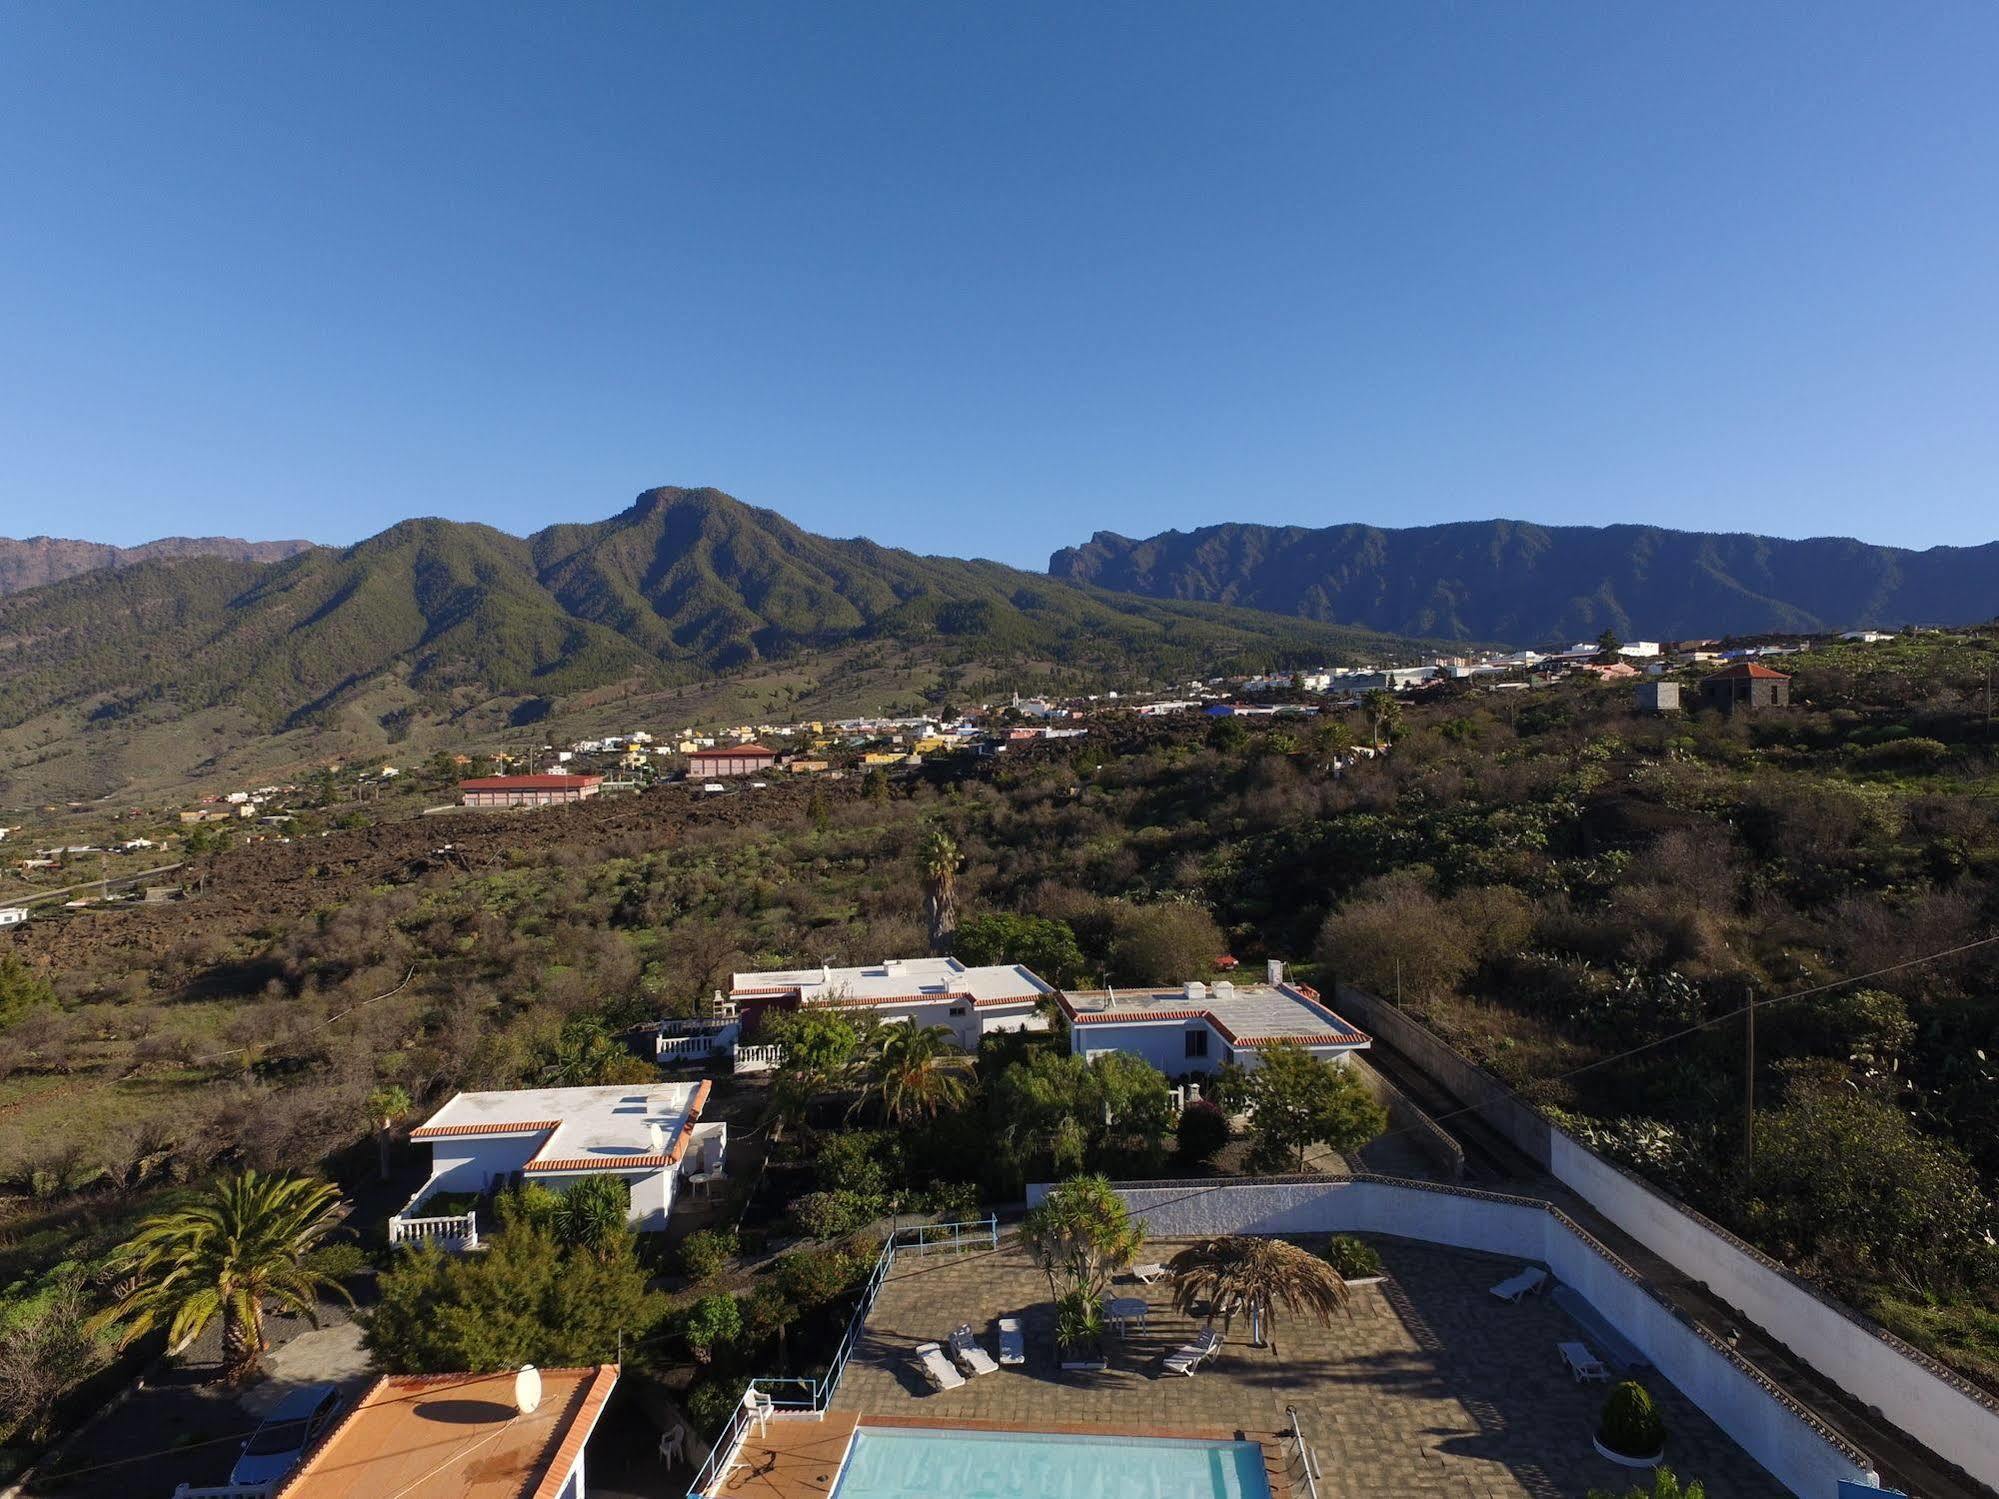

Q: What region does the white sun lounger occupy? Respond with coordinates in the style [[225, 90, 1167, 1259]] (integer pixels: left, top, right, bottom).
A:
[[1489, 1267, 1549, 1303], [1162, 1328, 1223, 1377], [1559, 1340, 1610, 1383], [949, 1324, 999, 1377], [996, 1316, 1026, 1366], [1132, 1262, 1168, 1284], [916, 1340, 966, 1391]]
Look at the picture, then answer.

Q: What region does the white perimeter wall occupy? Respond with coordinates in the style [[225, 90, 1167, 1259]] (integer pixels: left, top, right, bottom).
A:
[[1028, 1177, 1875, 1499], [428, 1135, 537, 1191], [1548, 1135, 1999, 1492]]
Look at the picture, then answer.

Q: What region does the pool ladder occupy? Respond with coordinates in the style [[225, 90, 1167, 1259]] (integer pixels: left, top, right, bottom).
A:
[[1282, 1406, 1323, 1499]]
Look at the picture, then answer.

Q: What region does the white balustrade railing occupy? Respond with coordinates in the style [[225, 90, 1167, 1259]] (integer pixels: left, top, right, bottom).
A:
[[731, 1043, 785, 1073], [388, 1207, 479, 1248], [657, 1033, 721, 1061]]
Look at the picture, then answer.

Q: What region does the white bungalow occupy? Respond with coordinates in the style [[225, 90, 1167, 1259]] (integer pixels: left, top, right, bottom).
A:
[[729, 956, 1053, 1050], [1058, 961, 1370, 1077], [392, 1081, 724, 1248]]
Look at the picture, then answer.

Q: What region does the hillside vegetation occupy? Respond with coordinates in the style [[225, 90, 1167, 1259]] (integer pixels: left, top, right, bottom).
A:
[[0, 488, 1423, 799], [1051, 517, 1999, 643], [2, 631, 1995, 1417]]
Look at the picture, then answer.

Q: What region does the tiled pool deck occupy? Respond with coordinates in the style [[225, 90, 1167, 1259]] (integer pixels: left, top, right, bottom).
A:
[[826, 1236, 1789, 1499]]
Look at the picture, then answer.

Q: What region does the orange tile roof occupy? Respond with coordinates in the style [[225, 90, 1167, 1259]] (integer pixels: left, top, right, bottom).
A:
[[522, 1077, 711, 1173], [410, 1119, 560, 1140], [276, 1365, 617, 1499]]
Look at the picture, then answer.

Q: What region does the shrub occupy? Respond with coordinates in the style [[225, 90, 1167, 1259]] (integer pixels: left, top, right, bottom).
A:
[[1588, 1468, 1706, 1499], [1597, 1380, 1666, 1457], [792, 1189, 880, 1241], [684, 1377, 744, 1438], [920, 1180, 983, 1218], [736, 1283, 795, 1340], [677, 1228, 738, 1284], [1175, 1099, 1229, 1164], [674, 1293, 743, 1364], [1053, 1287, 1104, 1354], [771, 1249, 858, 1309], [1321, 1234, 1382, 1279], [302, 1241, 371, 1281]]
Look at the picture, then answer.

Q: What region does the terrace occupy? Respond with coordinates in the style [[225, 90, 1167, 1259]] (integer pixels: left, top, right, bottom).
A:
[[822, 1236, 1790, 1499]]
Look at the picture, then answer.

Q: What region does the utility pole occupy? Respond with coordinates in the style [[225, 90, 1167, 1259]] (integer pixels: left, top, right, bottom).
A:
[[1742, 980, 1757, 1168]]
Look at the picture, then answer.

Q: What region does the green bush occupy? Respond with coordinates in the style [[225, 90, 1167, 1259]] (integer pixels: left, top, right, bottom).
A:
[[736, 1283, 795, 1340], [771, 1249, 858, 1309], [1853, 736, 1950, 770], [674, 1293, 743, 1364], [1321, 1234, 1382, 1279], [303, 1241, 371, 1281], [685, 1377, 745, 1438], [920, 1180, 983, 1218], [1588, 1468, 1705, 1499], [677, 1228, 738, 1284], [1175, 1099, 1229, 1163], [1597, 1380, 1666, 1457], [792, 1189, 880, 1240], [1054, 1287, 1104, 1354]]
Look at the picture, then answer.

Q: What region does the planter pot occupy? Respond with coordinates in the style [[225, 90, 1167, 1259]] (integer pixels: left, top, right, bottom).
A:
[[1059, 1358, 1107, 1372], [1345, 1276, 1387, 1287], [1593, 1437, 1664, 1469]]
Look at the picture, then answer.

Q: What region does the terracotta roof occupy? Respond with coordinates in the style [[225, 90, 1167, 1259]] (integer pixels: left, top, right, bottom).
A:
[[275, 1365, 617, 1499], [1703, 662, 1791, 681], [689, 743, 776, 758], [736, 987, 1036, 1010], [411, 1118, 561, 1139], [525, 1077, 712, 1172], [459, 774, 603, 790]]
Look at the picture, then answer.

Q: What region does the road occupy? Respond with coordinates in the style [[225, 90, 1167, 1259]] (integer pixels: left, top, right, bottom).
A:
[[0, 861, 184, 908]]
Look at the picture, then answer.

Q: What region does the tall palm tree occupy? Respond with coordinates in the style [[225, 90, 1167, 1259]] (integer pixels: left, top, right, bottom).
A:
[[94, 1170, 351, 1382], [1168, 1235, 1350, 1357], [921, 829, 959, 956], [851, 1023, 971, 1124]]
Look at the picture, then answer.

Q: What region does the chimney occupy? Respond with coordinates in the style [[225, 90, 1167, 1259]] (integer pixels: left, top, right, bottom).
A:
[[1214, 980, 1235, 1001], [647, 1122, 666, 1156], [1267, 959, 1285, 987], [1184, 980, 1207, 1002]]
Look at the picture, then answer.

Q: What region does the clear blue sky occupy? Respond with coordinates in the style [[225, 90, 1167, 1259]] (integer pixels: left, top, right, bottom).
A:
[[3, 3, 1996, 567]]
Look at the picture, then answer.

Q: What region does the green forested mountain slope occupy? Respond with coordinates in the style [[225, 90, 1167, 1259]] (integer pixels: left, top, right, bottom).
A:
[[0, 488, 1427, 793], [1051, 519, 1999, 643]]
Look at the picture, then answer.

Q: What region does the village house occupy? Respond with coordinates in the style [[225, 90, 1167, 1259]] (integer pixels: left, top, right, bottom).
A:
[[1700, 661, 1792, 712], [277, 1365, 617, 1499], [729, 955, 1053, 1048], [392, 1081, 723, 1247], [687, 743, 778, 778], [459, 773, 603, 808], [1635, 680, 1682, 713], [1058, 960, 1370, 1076]]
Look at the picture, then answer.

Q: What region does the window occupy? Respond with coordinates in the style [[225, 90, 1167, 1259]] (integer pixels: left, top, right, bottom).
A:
[[948, 1006, 967, 1017], [1185, 1029, 1209, 1059]]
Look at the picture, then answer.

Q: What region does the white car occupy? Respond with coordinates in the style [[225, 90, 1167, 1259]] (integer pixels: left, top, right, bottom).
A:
[[229, 1382, 342, 1489]]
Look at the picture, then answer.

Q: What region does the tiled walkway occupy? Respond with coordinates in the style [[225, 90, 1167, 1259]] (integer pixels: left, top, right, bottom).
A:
[[830, 1237, 1788, 1499]]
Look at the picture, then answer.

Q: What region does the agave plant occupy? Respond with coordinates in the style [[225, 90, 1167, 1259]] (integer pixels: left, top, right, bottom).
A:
[[1167, 1234, 1351, 1357], [93, 1170, 351, 1382]]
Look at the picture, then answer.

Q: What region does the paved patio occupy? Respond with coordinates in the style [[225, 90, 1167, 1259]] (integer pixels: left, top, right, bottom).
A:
[[829, 1235, 1789, 1499]]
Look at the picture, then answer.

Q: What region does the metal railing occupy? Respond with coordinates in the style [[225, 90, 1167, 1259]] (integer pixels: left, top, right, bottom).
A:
[[683, 1215, 998, 1498], [1282, 1406, 1322, 1499]]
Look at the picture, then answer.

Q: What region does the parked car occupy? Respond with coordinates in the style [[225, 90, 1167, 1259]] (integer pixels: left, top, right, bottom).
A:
[[229, 1382, 342, 1488]]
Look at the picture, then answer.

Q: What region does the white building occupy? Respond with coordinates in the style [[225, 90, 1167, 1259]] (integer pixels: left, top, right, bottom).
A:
[[1058, 962, 1369, 1077], [730, 956, 1053, 1048], [395, 1081, 723, 1246]]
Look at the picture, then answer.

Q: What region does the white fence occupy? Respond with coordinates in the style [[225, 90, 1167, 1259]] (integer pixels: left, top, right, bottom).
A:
[[731, 1043, 785, 1073], [1030, 1175, 1877, 1499], [1333, 983, 1999, 1493], [388, 1206, 478, 1249]]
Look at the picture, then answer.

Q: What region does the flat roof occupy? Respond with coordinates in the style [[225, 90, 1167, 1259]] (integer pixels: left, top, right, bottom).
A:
[[278, 1365, 616, 1499], [411, 1081, 710, 1173], [1060, 980, 1369, 1049], [731, 956, 1052, 1009], [459, 774, 602, 789]]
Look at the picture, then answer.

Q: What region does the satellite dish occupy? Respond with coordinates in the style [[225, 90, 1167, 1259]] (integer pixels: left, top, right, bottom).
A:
[[514, 1365, 542, 1416]]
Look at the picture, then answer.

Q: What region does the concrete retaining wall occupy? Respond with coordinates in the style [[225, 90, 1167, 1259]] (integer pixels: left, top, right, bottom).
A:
[[1038, 1176, 1875, 1499], [1348, 1052, 1465, 1181], [1332, 983, 1999, 1494]]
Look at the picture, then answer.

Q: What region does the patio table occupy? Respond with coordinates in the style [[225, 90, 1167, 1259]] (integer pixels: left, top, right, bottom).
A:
[[1104, 1296, 1149, 1331]]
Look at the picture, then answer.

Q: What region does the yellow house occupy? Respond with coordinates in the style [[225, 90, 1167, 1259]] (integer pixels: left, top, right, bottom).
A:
[[860, 751, 909, 766]]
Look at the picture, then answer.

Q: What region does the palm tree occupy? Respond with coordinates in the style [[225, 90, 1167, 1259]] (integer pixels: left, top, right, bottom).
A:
[[921, 829, 959, 956], [1167, 1235, 1351, 1357], [851, 1023, 970, 1124], [95, 1170, 351, 1382], [365, 1084, 411, 1182]]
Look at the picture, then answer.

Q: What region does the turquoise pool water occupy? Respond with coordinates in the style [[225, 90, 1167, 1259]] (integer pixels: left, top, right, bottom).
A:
[[828, 1426, 1274, 1499]]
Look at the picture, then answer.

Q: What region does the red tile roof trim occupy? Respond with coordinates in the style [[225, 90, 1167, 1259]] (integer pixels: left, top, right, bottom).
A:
[[522, 1077, 712, 1173], [1703, 662, 1791, 680], [529, 1364, 620, 1499], [411, 1118, 561, 1139], [1055, 987, 1368, 1048], [732, 988, 1042, 1009], [690, 743, 776, 758]]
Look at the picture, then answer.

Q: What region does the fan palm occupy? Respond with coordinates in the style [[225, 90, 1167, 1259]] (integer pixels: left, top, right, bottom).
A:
[[921, 829, 959, 956], [93, 1170, 351, 1382], [850, 1023, 971, 1124], [1168, 1235, 1351, 1357]]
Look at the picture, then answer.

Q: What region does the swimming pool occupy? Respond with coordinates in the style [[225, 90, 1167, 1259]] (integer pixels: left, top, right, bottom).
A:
[[827, 1425, 1275, 1499]]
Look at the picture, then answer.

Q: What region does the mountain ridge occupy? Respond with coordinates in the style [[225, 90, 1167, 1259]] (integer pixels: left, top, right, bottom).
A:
[[0, 534, 318, 596], [1050, 517, 1999, 643]]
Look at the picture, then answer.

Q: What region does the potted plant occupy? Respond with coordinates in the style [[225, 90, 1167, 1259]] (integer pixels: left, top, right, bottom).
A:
[[1594, 1380, 1666, 1468], [1320, 1234, 1386, 1285], [1055, 1289, 1107, 1371]]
